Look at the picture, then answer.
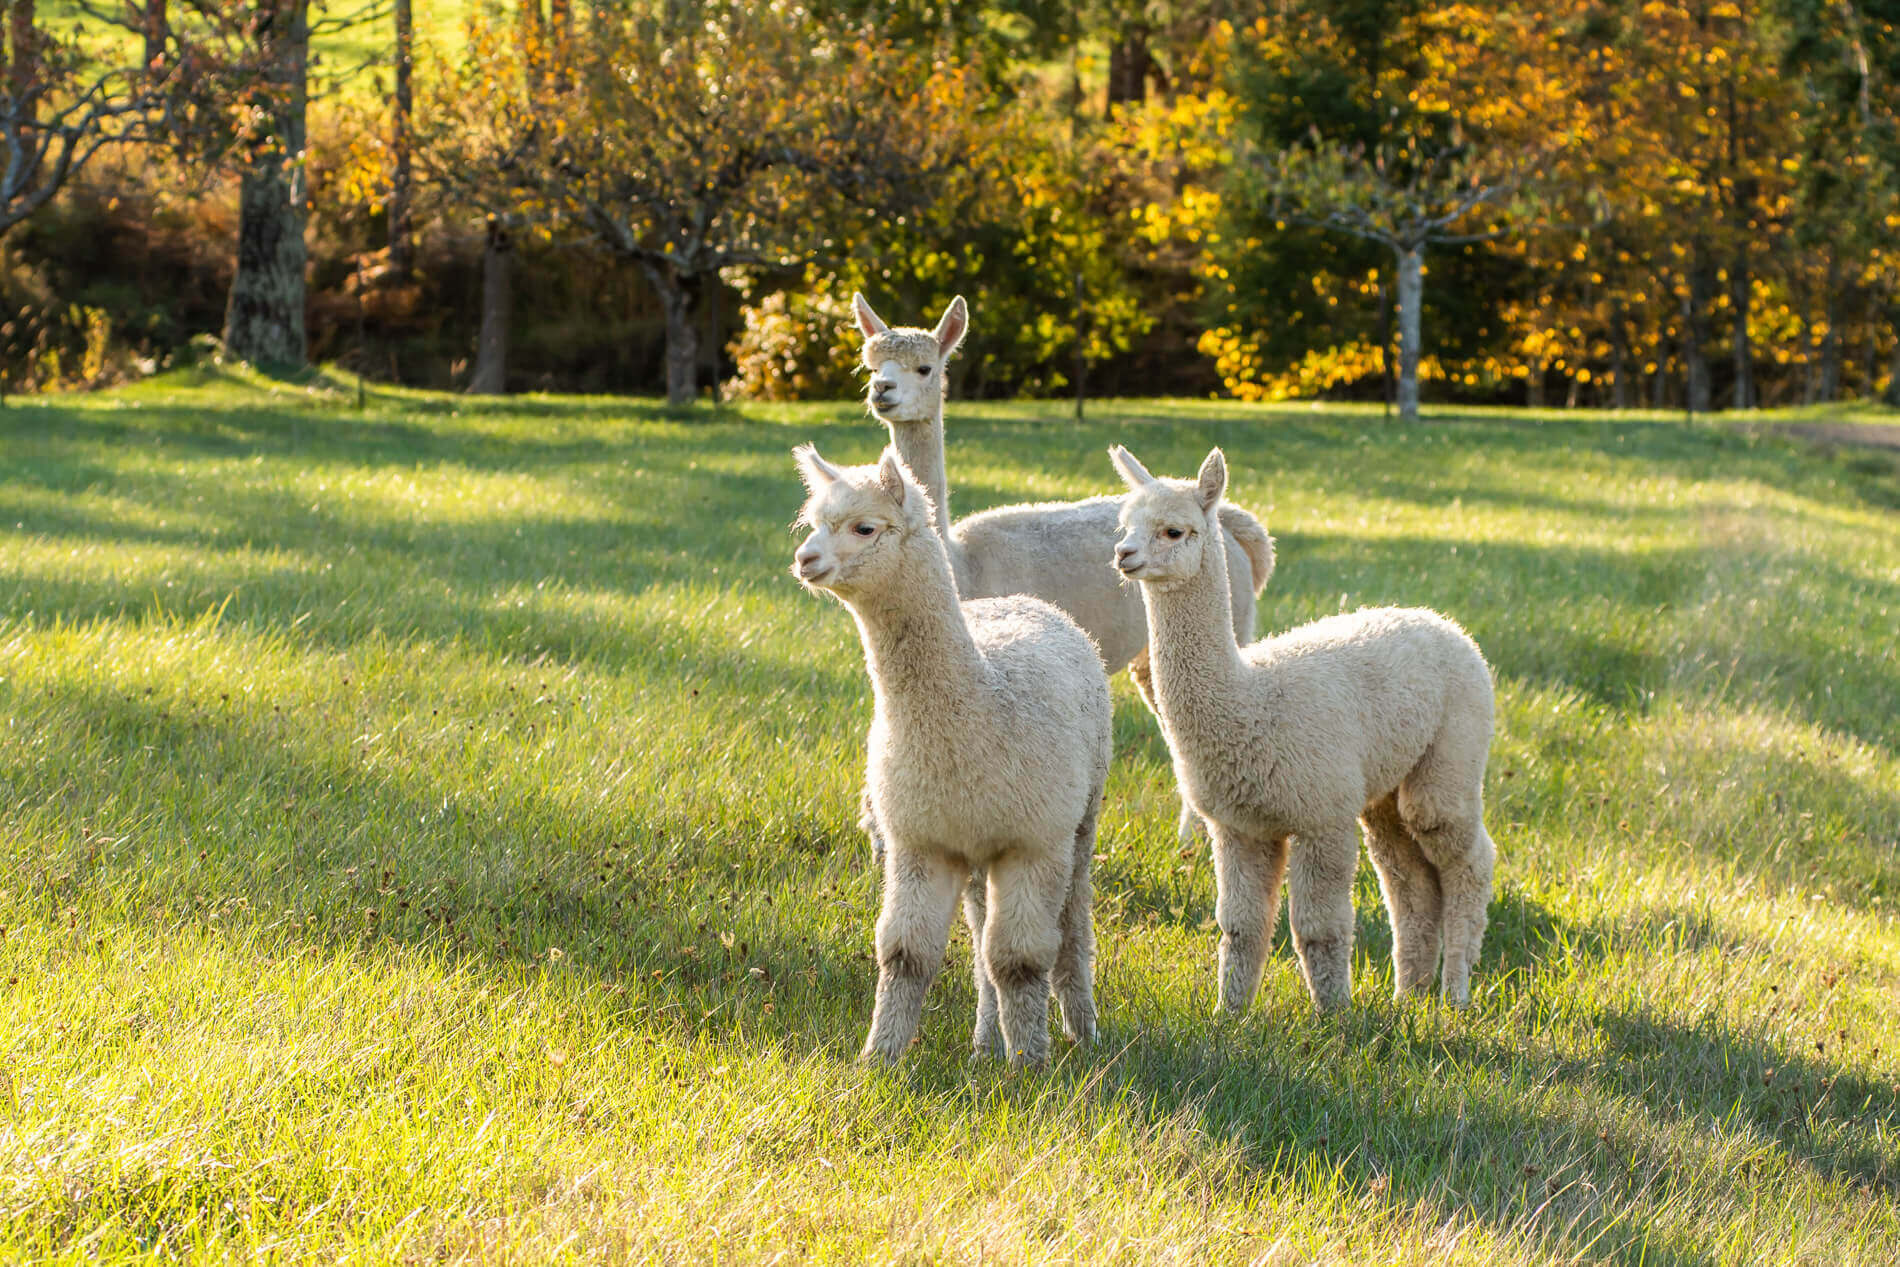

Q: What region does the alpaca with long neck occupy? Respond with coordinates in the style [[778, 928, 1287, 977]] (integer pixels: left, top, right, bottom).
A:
[[793, 444, 1111, 1067], [852, 293, 1275, 844], [1109, 445, 1497, 1011]]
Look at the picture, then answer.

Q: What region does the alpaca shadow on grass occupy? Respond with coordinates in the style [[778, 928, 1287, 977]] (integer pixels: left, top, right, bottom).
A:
[[2, 675, 883, 1057], [8, 685, 1893, 1262], [929, 888, 1890, 1265]]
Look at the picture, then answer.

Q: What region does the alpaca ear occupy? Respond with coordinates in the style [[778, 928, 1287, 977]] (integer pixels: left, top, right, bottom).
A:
[[876, 447, 912, 507], [852, 292, 889, 339], [1108, 444, 1157, 491], [793, 443, 844, 492], [1195, 448, 1228, 510], [933, 295, 968, 356]]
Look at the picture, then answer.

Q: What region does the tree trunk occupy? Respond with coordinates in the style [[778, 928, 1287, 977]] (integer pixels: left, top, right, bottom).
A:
[[1820, 254, 1843, 402], [1730, 247, 1753, 409], [645, 265, 701, 406], [1395, 242, 1423, 423], [389, 0, 413, 281], [1106, 24, 1152, 113], [222, 0, 309, 370], [1377, 278, 1392, 419], [144, 0, 167, 70], [1683, 241, 1714, 415], [468, 218, 512, 394], [1797, 267, 1819, 404], [1887, 333, 1900, 407], [1526, 360, 1545, 408], [1610, 304, 1631, 410], [7, 0, 34, 101]]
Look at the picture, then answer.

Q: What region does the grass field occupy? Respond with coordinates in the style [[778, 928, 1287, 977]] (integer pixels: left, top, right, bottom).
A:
[[2, 369, 1897, 1262]]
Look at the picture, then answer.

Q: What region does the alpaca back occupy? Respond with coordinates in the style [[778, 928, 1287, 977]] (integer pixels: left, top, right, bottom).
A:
[[1233, 607, 1493, 813], [871, 594, 1111, 862], [954, 496, 1261, 670]]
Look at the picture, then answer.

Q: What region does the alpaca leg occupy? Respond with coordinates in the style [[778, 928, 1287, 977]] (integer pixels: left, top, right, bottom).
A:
[[1398, 750, 1495, 1008], [963, 868, 1002, 1057], [1285, 826, 1359, 1010], [860, 783, 886, 870], [1052, 797, 1101, 1046], [1130, 649, 1206, 845], [1409, 820, 1494, 1008], [1361, 793, 1443, 998], [1210, 826, 1290, 1015], [1128, 645, 1158, 713], [861, 848, 963, 1064], [982, 850, 1070, 1068]]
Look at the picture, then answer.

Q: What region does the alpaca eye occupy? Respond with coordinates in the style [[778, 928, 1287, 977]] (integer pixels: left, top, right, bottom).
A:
[[916, 367, 931, 376], [853, 523, 877, 537], [1165, 527, 1185, 540]]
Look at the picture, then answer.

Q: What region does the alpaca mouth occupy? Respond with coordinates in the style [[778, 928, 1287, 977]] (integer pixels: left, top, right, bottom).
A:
[[797, 563, 836, 586]]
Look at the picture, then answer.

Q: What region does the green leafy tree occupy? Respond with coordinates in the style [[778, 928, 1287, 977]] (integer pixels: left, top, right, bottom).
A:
[[421, 3, 971, 405]]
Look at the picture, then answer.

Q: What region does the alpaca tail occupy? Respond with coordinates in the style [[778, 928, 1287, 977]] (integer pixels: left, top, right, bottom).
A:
[[1218, 504, 1275, 596]]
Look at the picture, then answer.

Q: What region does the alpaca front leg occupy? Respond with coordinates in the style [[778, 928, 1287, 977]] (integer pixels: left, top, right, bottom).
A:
[[1211, 826, 1289, 1015], [982, 851, 1069, 1068], [1285, 826, 1359, 1011], [861, 849, 963, 1064], [1130, 651, 1207, 847], [963, 869, 1002, 1057]]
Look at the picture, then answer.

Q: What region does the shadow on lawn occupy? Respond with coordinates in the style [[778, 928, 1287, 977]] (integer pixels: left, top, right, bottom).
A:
[[1069, 885, 1899, 1265], [7, 676, 1896, 1264]]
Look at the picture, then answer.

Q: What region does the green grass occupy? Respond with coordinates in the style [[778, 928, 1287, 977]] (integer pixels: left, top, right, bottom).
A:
[[2, 368, 1897, 1262]]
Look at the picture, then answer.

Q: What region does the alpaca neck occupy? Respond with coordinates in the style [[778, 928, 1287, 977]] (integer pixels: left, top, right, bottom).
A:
[[1142, 511, 1249, 728], [883, 402, 951, 538], [846, 528, 984, 725]]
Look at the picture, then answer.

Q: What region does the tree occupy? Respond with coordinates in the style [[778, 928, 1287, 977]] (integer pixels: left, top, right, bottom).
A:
[[422, 3, 969, 405], [87, 0, 388, 370], [388, 0, 411, 281], [1222, 2, 1581, 421], [0, 1, 171, 238]]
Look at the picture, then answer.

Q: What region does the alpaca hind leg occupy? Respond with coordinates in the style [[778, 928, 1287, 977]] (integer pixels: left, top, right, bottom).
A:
[[1052, 796, 1101, 1046], [1210, 826, 1290, 1016], [1397, 741, 1495, 1006], [963, 868, 1002, 1057], [1285, 826, 1359, 1011], [860, 784, 886, 870], [1361, 793, 1443, 998], [982, 850, 1070, 1068], [1409, 819, 1493, 1007], [861, 849, 963, 1064]]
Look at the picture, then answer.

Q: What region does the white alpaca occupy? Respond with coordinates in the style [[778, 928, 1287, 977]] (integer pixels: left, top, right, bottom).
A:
[[852, 293, 1275, 845], [1108, 445, 1497, 1012], [793, 443, 1111, 1067]]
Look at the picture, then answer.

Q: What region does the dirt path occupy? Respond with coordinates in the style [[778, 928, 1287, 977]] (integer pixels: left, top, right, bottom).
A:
[[1772, 421, 1900, 452]]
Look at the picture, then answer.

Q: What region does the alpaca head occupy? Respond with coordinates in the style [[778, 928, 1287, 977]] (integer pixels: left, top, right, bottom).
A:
[[852, 292, 967, 427], [1109, 445, 1228, 590], [791, 443, 934, 598]]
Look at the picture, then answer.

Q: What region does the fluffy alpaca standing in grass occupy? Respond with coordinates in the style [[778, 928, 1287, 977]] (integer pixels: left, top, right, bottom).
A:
[[851, 293, 1275, 845], [792, 443, 1111, 1067], [1109, 445, 1497, 1011]]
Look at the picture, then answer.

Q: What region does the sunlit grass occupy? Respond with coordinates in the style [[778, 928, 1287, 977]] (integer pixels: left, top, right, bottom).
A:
[[2, 367, 1896, 1262]]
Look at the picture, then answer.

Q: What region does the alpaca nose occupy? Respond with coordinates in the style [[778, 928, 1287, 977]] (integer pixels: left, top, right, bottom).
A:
[[795, 546, 823, 576], [1115, 545, 1141, 572], [871, 378, 894, 398]]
